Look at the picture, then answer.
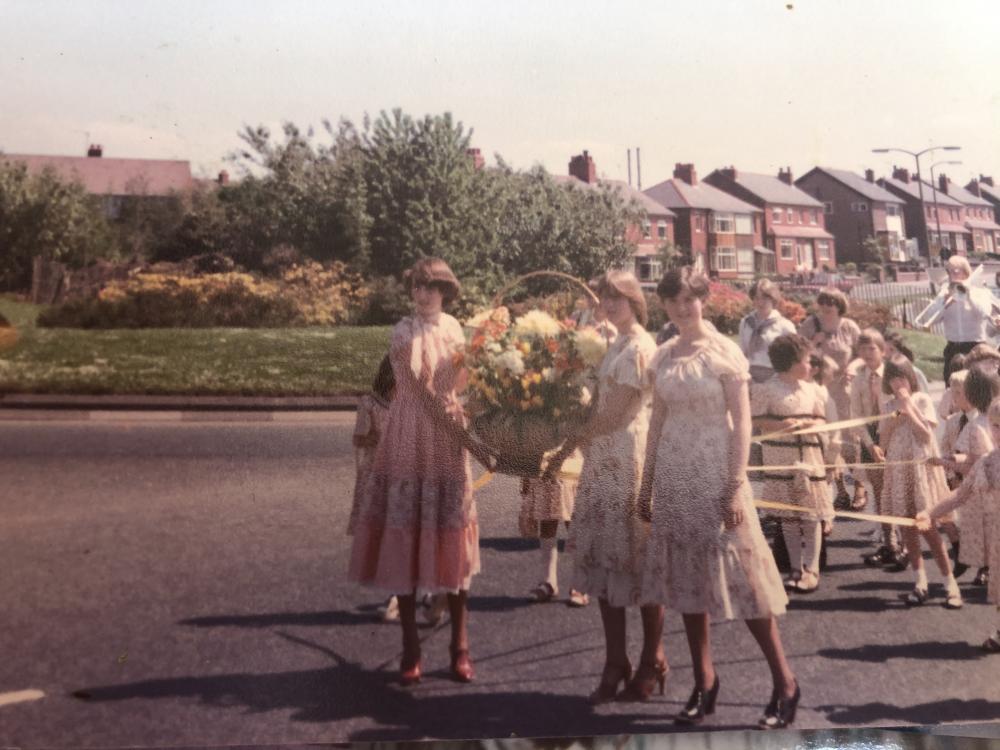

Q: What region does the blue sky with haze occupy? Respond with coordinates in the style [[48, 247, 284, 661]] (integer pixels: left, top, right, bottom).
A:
[[2, 0, 998, 187]]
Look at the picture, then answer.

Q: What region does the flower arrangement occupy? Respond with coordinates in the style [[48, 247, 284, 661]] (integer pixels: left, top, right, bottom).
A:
[[460, 306, 607, 475]]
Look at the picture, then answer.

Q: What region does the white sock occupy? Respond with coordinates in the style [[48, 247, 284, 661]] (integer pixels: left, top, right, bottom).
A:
[[540, 536, 558, 589], [915, 566, 928, 591], [938, 569, 959, 595], [802, 520, 822, 575]]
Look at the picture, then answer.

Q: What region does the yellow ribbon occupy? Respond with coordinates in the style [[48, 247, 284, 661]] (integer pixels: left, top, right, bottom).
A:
[[755, 499, 916, 527], [472, 472, 495, 491], [754, 411, 898, 444]]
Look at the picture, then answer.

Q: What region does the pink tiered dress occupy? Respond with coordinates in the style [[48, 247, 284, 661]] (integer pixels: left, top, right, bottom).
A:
[[348, 312, 480, 593]]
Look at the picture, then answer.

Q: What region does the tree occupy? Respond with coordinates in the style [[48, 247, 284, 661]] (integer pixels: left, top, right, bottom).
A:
[[0, 161, 115, 291]]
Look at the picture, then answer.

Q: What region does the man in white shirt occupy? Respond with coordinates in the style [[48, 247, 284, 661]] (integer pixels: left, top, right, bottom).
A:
[[922, 256, 999, 381]]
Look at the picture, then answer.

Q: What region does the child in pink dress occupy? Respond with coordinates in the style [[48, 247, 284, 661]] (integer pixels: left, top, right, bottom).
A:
[[348, 258, 493, 686], [347, 355, 397, 621]]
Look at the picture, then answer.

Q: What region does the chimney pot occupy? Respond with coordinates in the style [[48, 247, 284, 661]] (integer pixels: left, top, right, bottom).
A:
[[777, 167, 793, 185], [892, 165, 910, 183], [865, 169, 875, 183], [569, 151, 597, 184], [217, 170, 230, 186], [939, 174, 949, 193], [466, 147, 485, 170], [87, 144, 103, 158], [673, 162, 697, 185], [720, 166, 737, 181]]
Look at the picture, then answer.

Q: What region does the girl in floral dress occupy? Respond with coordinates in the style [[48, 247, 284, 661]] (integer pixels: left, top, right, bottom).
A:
[[751, 334, 835, 594], [348, 257, 493, 685], [561, 270, 666, 704], [640, 266, 798, 730], [919, 398, 1000, 652], [877, 355, 962, 609]]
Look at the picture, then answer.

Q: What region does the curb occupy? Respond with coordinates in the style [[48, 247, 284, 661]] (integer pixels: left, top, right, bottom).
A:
[[0, 394, 361, 412]]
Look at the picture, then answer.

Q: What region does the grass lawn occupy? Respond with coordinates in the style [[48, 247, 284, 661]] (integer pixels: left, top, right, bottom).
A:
[[0, 297, 949, 395], [896, 328, 945, 383], [0, 297, 390, 396]]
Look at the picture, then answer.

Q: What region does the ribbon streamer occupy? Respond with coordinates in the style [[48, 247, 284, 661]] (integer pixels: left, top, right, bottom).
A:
[[753, 411, 899, 444], [749, 458, 928, 472], [755, 498, 916, 527]]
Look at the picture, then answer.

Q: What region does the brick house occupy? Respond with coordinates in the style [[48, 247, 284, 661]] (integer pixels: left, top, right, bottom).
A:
[[643, 163, 763, 280], [704, 166, 835, 276], [936, 174, 1000, 255], [0, 145, 207, 219], [967, 176, 1000, 240], [879, 167, 966, 257], [795, 167, 907, 265], [558, 151, 676, 285]]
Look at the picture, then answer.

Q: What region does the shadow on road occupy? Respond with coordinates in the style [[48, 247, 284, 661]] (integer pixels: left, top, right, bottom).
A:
[[786, 596, 890, 613], [816, 698, 1000, 726], [816, 640, 986, 663], [180, 610, 378, 628], [479, 537, 538, 552]]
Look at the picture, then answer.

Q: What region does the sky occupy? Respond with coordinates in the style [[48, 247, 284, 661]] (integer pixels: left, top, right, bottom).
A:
[[2, 0, 1000, 189]]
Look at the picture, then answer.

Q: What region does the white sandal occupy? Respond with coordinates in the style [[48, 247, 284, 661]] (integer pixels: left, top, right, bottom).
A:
[[567, 589, 590, 607]]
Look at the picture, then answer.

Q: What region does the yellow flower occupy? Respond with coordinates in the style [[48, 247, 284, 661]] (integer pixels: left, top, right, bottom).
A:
[[518, 341, 532, 355], [531, 372, 542, 384], [531, 395, 544, 407], [520, 400, 532, 411]]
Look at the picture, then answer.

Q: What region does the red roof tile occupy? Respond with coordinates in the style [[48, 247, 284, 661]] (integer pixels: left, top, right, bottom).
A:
[[0, 153, 194, 196]]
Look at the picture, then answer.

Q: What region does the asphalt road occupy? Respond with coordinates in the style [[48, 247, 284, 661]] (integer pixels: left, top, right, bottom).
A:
[[1, 413, 999, 747]]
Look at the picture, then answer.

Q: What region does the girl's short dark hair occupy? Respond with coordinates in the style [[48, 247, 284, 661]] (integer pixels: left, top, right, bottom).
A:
[[404, 257, 461, 304], [809, 353, 839, 386], [965, 367, 1000, 412], [884, 331, 915, 362], [882, 354, 919, 395], [948, 352, 967, 372], [768, 333, 813, 373], [816, 288, 849, 316], [656, 265, 710, 300], [371, 354, 395, 400]]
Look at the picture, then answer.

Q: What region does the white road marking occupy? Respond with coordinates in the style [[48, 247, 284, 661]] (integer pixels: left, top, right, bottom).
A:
[[0, 689, 45, 708]]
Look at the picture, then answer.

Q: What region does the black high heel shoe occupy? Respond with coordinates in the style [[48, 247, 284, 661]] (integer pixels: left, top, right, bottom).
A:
[[758, 681, 800, 729], [674, 674, 720, 725]]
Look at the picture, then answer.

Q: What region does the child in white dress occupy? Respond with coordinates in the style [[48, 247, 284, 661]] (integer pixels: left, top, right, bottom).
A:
[[919, 398, 1000, 652]]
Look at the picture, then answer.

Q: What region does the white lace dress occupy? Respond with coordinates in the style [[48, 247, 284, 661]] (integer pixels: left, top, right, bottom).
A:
[[640, 333, 788, 620], [568, 323, 657, 607]]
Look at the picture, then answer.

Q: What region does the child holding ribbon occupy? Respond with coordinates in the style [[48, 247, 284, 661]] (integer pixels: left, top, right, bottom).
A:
[[878, 354, 962, 609], [918, 398, 1000, 651]]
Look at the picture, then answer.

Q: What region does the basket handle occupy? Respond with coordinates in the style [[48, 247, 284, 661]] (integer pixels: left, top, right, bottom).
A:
[[490, 271, 598, 309]]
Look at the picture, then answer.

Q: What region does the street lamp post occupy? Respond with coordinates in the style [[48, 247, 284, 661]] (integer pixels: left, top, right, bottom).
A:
[[872, 145, 961, 262], [929, 159, 963, 260]]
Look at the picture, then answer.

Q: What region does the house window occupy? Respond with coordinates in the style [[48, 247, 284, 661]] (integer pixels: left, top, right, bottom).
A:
[[694, 215, 703, 232], [635, 257, 662, 282], [712, 213, 735, 233], [975, 232, 984, 251], [817, 241, 830, 260], [737, 249, 754, 274], [797, 210, 804, 224], [886, 204, 898, 216], [642, 221, 651, 239], [735, 214, 752, 234], [852, 202, 870, 212], [779, 239, 794, 260], [772, 207, 782, 223], [941, 233, 952, 250], [926, 205, 934, 217], [786, 208, 794, 222], [810, 210, 818, 225], [657, 220, 667, 239], [823, 202, 834, 214], [956, 235, 966, 252], [713, 246, 736, 271]]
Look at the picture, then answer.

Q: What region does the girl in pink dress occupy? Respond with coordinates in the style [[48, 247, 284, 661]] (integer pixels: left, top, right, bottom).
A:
[[348, 257, 493, 686]]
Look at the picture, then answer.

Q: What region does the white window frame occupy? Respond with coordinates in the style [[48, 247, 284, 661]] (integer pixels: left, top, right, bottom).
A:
[[886, 204, 898, 217], [779, 239, 794, 260], [635, 257, 662, 282], [786, 208, 794, 222], [713, 246, 736, 270], [772, 207, 782, 223], [817, 241, 830, 260], [737, 248, 754, 274], [657, 220, 667, 240], [734, 214, 752, 234], [823, 202, 834, 214], [642, 220, 651, 239], [694, 215, 703, 233], [810, 210, 818, 225], [712, 213, 735, 233], [852, 202, 870, 213]]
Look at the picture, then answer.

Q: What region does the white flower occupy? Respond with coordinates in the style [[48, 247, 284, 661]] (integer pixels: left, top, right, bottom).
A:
[[465, 309, 493, 329], [486, 341, 502, 354], [513, 310, 562, 338], [494, 349, 526, 376], [580, 386, 592, 406], [541, 367, 555, 383], [575, 327, 608, 367]]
